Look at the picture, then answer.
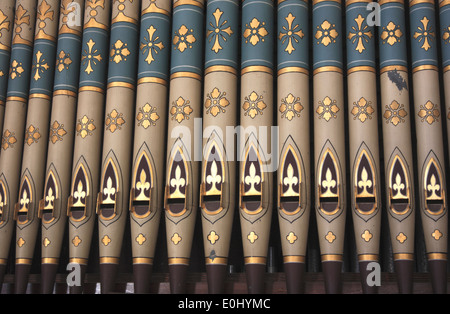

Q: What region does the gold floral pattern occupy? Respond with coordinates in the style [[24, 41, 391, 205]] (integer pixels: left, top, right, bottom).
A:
[[173, 25, 196, 52], [413, 17, 435, 51], [383, 100, 407, 126], [206, 8, 233, 53], [136, 103, 159, 128], [49, 121, 67, 144], [0, 9, 11, 41], [25, 125, 41, 145], [10, 60, 24, 80], [243, 18, 268, 46], [105, 109, 125, 133], [2, 129, 17, 150], [76, 115, 96, 138], [170, 96, 193, 123], [443, 25, 450, 44], [56, 50, 72, 72], [243, 91, 267, 119], [316, 96, 339, 121], [37, 0, 54, 29], [418, 100, 440, 125], [140, 25, 164, 65], [381, 21, 403, 46], [315, 20, 338, 46], [279, 13, 304, 54], [348, 14, 372, 53], [110, 39, 130, 64], [82, 38, 102, 74], [351, 97, 374, 123], [279, 93, 303, 121], [32, 51, 49, 81], [13, 5, 30, 43], [205, 87, 230, 117]]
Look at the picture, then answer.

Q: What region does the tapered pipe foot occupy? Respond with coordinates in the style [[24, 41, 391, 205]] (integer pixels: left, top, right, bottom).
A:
[[245, 263, 266, 294], [100, 263, 119, 294], [41, 263, 58, 294], [133, 263, 153, 294], [14, 263, 31, 294], [206, 264, 227, 294], [394, 260, 414, 294], [428, 259, 447, 294], [283, 262, 305, 294], [322, 261, 342, 294]]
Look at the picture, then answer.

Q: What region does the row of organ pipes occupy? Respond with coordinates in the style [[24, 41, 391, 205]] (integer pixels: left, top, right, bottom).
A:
[[0, 0, 448, 294]]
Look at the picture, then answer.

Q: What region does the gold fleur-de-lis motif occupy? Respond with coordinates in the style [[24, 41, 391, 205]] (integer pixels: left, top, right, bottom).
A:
[[49, 120, 67, 144], [82, 39, 103, 74], [103, 177, 116, 203], [170, 96, 193, 123], [2, 129, 17, 150], [76, 115, 96, 138], [207, 231, 219, 245], [393, 173, 406, 198], [417, 100, 440, 125], [136, 169, 150, 200], [279, 93, 303, 121], [140, 25, 165, 65], [351, 97, 374, 123], [322, 168, 336, 195], [173, 25, 196, 52], [427, 174, 440, 199], [45, 186, 55, 208], [244, 163, 261, 195], [136, 103, 159, 128], [205, 87, 230, 117], [170, 165, 186, 197], [286, 232, 297, 244], [243, 18, 268, 46], [13, 5, 30, 43], [243, 91, 267, 119], [315, 20, 338, 46], [383, 100, 408, 126], [348, 14, 373, 53], [20, 188, 29, 211], [37, 0, 54, 30], [10, 60, 24, 80], [56, 50, 72, 72], [32, 51, 49, 81], [110, 39, 131, 64], [73, 180, 86, 207], [247, 231, 258, 244], [279, 13, 304, 54], [206, 8, 233, 53], [25, 125, 41, 146], [413, 16, 435, 51], [443, 25, 450, 44], [105, 109, 125, 133], [358, 167, 373, 195], [86, 0, 105, 10], [0, 9, 11, 41], [283, 163, 298, 196], [206, 160, 222, 195], [381, 21, 403, 46], [316, 96, 339, 121]]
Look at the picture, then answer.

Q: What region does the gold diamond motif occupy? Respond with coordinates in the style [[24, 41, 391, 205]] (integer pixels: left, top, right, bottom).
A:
[[325, 231, 336, 243]]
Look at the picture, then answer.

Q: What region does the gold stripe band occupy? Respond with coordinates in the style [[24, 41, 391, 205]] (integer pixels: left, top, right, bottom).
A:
[[393, 253, 414, 261], [42, 258, 59, 264], [53, 90, 78, 98], [79, 86, 105, 94], [99, 257, 120, 264], [378, 0, 404, 5], [313, 0, 341, 5], [313, 66, 343, 75], [412, 64, 438, 73], [244, 257, 267, 265], [16, 258, 32, 265], [347, 66, 376, 75], [241, 66, 273, 76], [358, 254, 379, 261], [107, 82, 135, 90], [29, 93, 52, 100], [440, 0, 450, 7], [0, 258, 7, 265], [0, 100, 4, 106], [321, 254, 343, 262], [444, 65, 450, 73], [283, 255, 306, 263], [380, 65, 408, 74], [277, 66, 309, 76], [345, 0, 372, 6], [7, 96, 27, 103], [69, 258, 88, 265], [137, 77, 168, 86], [170, 72, 202, 81], [205, 65, 238, 76], [410, 0, 434, 6], [205, 257, 228, 265], [133, 257, 154, 265], [427, 253, 447, 261], [173, 0, 204, 9], [168, 257, 190, 265]]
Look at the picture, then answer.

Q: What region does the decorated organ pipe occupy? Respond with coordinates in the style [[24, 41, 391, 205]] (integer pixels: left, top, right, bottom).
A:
[[312, 0, 346, 294], [96, 0, 139, 294], [0, 0, 21, 289], [378, 0, 416, 294], [239, 0, 274, 294], [37, 0, 84, 294], [345, 0, 382, 294], [441, 0, 450, 153], [2, 0, 38, 293], [200, 0, 238, 294], [129, 0, 171, 294], [276, 0, 310, 294], [66, 0, 111, 294], [164, 0, 204, 294], [408, 0, 448, 294]]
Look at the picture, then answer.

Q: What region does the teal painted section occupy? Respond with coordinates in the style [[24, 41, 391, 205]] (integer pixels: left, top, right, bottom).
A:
[[0, 48, 10, 104], [439, 2, 450, 68], [277, 0, 308, 71], [379, 1, 407, 68], [53, 33, 82, 93], [346, 2, 376, 69], [6, 43, 34, 100], [204, 0, 239, 71], [107, 21, 139, 85], [241, 0, 274, 70], [29, 38, 57, 96], [138, 10, 171, 82], [312, 0, 342, 70], [170, 3, 204, 76], [409, 2, 438, 68]]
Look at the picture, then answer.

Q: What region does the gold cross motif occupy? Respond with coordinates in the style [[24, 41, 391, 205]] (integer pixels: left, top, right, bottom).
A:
[[325, 231, 336, 243], [207, 231, 219, 245], [286, 232, 298, 244], [17, 237, 25, 248], [72, 236, 82, 247], [101, 235, 111, 246], [396, 232, 407, 243], [247, 231, 258, 244], [136, 233, 146, 245], [171, 233, 182, 245], [361, 230, 373, 242], [432, 229, 443, 240]]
